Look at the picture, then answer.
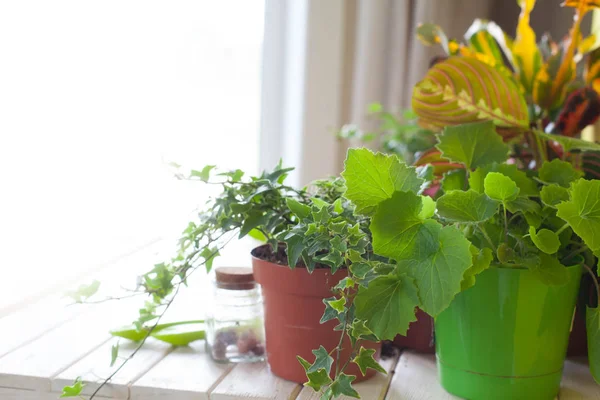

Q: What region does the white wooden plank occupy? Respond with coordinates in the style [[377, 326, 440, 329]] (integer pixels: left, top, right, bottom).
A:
[[296, 353, 399, 400], [129, 341, 232, 400], [386, 352, 458, 400], [210, 362, 301, 400], [560, 358, 600, 400], [52, 337, 172, 399], [0, 387, 113, 400]]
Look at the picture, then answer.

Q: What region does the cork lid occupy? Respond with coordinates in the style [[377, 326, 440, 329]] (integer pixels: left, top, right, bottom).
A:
[[214, 267, 256, 290]]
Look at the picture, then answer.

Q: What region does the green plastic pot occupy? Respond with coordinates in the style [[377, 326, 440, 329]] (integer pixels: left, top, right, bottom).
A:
[[435, 264, 582, 400]]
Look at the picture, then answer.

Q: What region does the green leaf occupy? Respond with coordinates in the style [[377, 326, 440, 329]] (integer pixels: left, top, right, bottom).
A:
[[284, 235, 304, 268], [556, 179, 600, 257], [333, 198, 344, 214], [350, 320, 377, 341], [311, 197, 330, 209], [370, 191, 473, 316], [529, 253, 569, 286], [587, 306, 600, 384], [65, 280, 100, 303], [441, 169, 467, 192], [367, 102, 383, 113], [506, 197, 541, 214], [535, 130, 600, 153], [199, 246, 220, 271], [110, 320, 204, 342], [461, 246, 494, 291], [190, 165, 215, 182], [436, 121, 509, 170], [436, 190, 499, 223], [412, 57, 529, 130], [354, 274, 418, 340], [150, 323, 206, 346], [321, 297, 342, 324], [308, 346, 334, 374], [286, 198, 311, 219], [330, 373, 360, 399], [297, 356, 333, 391], [327, 298, 346, 313], [528, 226, 560, 255], [540, 185, 570, 208], [484, 172, 519, 202], [60, 377, 85, 398], [353, 347, 386, 376], [239, 212, 270, 238], [110, 342, 119, 367], [342, 148, 423, 215], [469, 163, 538, 197], [418, 196, 436, 219], [538, 159, 583, 187]]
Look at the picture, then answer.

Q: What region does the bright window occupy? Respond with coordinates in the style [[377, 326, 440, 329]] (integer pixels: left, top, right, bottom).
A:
[[0, 1, 265, 304]]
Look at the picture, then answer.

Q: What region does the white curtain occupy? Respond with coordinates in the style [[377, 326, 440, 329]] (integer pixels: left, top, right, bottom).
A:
[[261, 0, 576, 186]]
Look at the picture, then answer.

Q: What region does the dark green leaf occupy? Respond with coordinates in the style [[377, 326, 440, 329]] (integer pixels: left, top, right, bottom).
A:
[[321, 297, 342, 324], [436, 121, 509, 170], [354, 274, 418, 340], [330, 373, 360, 399], [436, 190, 499, 223], [540, 184, 570, 208], [239, 212, 270, 238], [308, 346, 334, 374], [441, 169, 467, 192], [297, 356, 333, 392], [538, 159, 583, 187], [506, 197, 541, 214], [353, 347, 386, 376], [286, 198, 311, 219], [284, 235, 304, 268]]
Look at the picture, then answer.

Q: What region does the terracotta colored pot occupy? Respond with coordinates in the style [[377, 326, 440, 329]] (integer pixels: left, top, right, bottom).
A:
[[251, 245, 381, 383], [393, 308, 434, 353]]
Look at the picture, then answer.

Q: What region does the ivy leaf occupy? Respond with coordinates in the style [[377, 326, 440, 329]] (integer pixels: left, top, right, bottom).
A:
[[199, 246, 220, 272], [239, 212, 270, 238], [528, 226, 560, 254], [65, 280, 101, 303], [556, 179, 600, 257], [370, 191, 473, 316], [110, 342, 119, 367], [321, 297, 342, 324], [354, 274, 418, 340], [540, 185, 570, 208], [441, 169, 467, 192], [469, 163, 538, 196], [190, 165, 216, 182], [286, 198, 311, 219], [528, 253, 569, 286], [350, 320, 378, 342], [436, 190, 499, 223], [284, 235, 304, 268], [327, 298, 346, 313], [342, 148, 423, 215], [587, 306, 600, 384], [538, 159, 583, 187], [353, 347, 386, 376], [484, 172, 519, 202], [436, 121, 509, 170], [308, 346, 334, 374], [330, 373, 360, 399], [60, 377, 85, 398], [297, 356, 333, 392], [461, 246, 493, 291]]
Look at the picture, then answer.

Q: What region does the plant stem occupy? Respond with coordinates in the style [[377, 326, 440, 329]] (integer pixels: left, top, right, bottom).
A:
[[334, 295, 350, 377], [583, 264, 600, 307], [556, 223, 569, 236], [503, 204, 508, 242], [562, 246, 589, 263], [478, 225, 496, 251]]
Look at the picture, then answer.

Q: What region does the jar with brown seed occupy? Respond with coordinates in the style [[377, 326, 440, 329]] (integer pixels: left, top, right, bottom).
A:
[[206, 266, 265, 363]]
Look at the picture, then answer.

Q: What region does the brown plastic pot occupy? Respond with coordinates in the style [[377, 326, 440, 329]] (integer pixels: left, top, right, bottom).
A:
[[251, 245, 381, 383], [393, 308, 435, 353]]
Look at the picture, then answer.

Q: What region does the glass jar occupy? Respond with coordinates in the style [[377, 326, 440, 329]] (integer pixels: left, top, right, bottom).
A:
[[206, 266, 265, 363]]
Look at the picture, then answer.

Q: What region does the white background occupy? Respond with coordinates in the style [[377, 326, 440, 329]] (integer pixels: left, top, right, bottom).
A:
[[0, 1, 265, 305]]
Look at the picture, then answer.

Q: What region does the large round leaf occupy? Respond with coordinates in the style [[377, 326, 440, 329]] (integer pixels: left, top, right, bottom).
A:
[[412, 57, 529, 130]]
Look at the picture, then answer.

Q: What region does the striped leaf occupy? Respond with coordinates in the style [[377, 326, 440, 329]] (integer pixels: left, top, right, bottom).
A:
[[412, 57, 529, 130], [533, 47, 574, 111], [586, 48, 600, 93], [513, 0, 543, 93]]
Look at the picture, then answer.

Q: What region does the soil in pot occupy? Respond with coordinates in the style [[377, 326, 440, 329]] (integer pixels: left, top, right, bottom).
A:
[[251, 244, 381, 384]]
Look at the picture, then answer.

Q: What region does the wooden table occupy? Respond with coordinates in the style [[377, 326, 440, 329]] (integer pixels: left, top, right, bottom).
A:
[[1, 242, 598, 399]]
